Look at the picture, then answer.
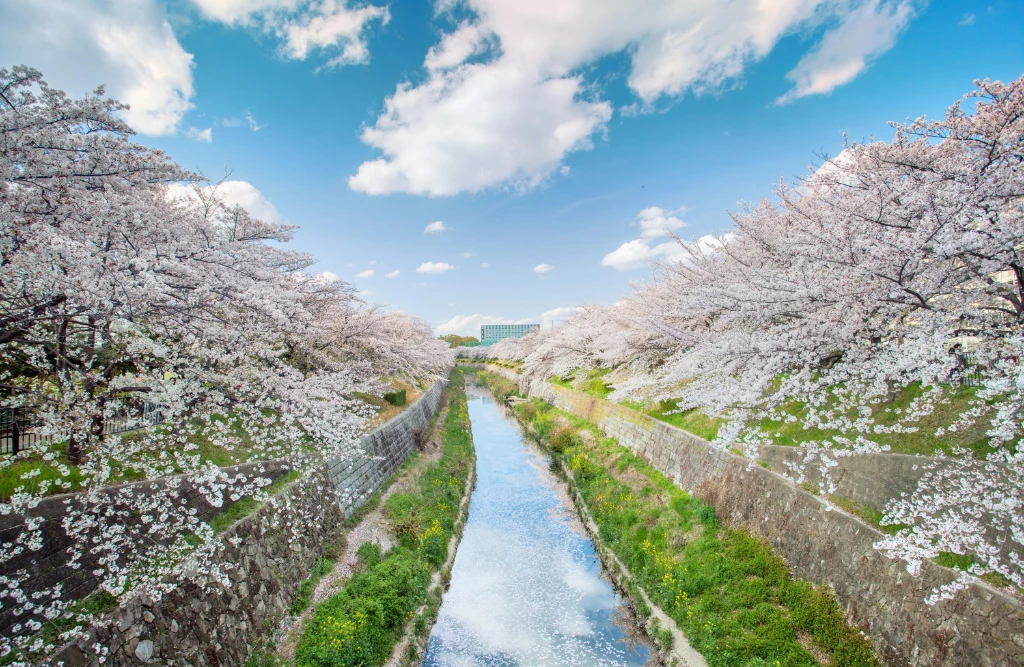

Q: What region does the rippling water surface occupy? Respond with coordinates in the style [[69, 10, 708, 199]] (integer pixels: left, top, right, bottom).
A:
[[422, 385, 650, 667]]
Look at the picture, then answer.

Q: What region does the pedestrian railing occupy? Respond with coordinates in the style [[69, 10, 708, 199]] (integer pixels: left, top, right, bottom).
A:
[[0, 403, 167, 455]]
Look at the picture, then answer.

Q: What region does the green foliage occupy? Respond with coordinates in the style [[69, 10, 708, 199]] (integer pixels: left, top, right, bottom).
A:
[[935, 551, 975, 571], [514, 401, 879, 667], [474, 370, 519, 402], [291, 554, 337, 616], [209, 470, 301, 534], [383, 390, 407, 407], [295, 547, 430, 667], [623, 398, 724, 442], [514, 400, 538, 422], [826, 496, 906, 535], [548, 426, 581, 453], [0, 410, 310, 502], [297, 369, 475, 665], [357, 541, 383, 570], [748, 382, 1004, 457], [439, 334, 480, 348]]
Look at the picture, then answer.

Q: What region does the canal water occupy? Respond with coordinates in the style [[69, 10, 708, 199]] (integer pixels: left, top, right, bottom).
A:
[[422, 384, 651, 667]]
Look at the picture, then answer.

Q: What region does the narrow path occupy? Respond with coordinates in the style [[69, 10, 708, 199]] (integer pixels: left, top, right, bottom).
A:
[[273, 404, 449, 661]]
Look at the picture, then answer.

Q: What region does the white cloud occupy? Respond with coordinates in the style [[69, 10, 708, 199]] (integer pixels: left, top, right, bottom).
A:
[[424, 220, 448, 234], [636, 206, 686, 239], [349, 60, 611, 196], [436, 314, 512, 336], [437, 306, 580, 336], [0, 0, 194, 135], [316, 271, 338, 282], [534, 306, 581, 328], [355, 269, 374, 278], [958, 13, 975, 26], [222, 109, 263, 130], [601, 239, 660, 271], [349, 0, 917, 197], [187, 126, 213, 142], [603, 234, 729, 271], [460, 251, 476, 258], [480, 262, 490, 268], [191, 0, 389, 68], [384, 269, 401, 278], [416, 261, 456, 274], [602, 205, 693, 270], [167, 180, 282, 223], [778, 0, 916, 104], [533, 263, 553, 274], [244, 110, 263, 130]]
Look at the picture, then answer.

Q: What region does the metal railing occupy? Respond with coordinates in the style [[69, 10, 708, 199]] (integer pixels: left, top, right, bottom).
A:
[[0, 403, 167, 455], [949, 352, 984, 388]]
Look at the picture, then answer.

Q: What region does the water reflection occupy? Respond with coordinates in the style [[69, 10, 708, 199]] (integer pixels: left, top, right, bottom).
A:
[[422, 386, 651, 667]]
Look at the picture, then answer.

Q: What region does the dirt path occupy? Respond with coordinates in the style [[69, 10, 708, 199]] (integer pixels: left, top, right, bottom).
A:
[[383, 456, 475, 667], [273, 407, 447, 662]]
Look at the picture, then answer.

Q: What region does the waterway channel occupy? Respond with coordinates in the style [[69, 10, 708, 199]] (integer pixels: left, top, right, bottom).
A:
[[422, 383, 652, 666]]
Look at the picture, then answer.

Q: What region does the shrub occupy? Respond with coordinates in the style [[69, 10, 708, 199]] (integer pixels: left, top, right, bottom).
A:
[[383, 389, 407, 406], [548, 427, 580, 453], [296, 548, 430, 667]]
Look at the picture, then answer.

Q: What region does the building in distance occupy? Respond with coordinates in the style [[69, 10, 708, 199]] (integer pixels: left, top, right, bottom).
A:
[[480, 323, 539, 346]]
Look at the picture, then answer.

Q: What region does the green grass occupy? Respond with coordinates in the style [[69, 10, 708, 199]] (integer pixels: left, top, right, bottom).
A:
[[473, 369, 520, 403], [1, 590, 121, 666], [0, 409, 311, 502], [0, 442, 90, 499], [512, 398, 879, 667], [747, 382, 1004, 457], [209, 470, 301, 534], [550, 368, 614, 400], [825, 496, 907, 536], [547, 367, 725, 441], [296, 545, 430, 667], [933, 551, 1016, 591], [295, 369, 475, 667], [291, 540, 344, 616], [624, 398, 725, 442]]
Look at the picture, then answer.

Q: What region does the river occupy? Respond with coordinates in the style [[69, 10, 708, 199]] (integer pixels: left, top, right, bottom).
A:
[[422, 383, 652, 666]]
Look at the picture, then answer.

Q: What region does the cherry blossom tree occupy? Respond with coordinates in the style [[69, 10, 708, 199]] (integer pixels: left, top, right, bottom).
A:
[[0, 66, 452, 660], [492, 75, 1024, 601]]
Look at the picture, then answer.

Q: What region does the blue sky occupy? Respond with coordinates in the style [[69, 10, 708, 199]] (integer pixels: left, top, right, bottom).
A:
[[3, 0, 1023, 336]]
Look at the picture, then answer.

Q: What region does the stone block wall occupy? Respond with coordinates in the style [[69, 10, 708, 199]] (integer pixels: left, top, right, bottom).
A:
[[327, 378, 446, 515], [47, 375, 450, 666], [1, 460, 293, 645], [468, 365, 1024, 666], [50, 463, 345, 666]]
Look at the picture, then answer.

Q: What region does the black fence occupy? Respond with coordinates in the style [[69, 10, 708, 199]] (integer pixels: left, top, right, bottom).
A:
[[949, 352, 984, 388], [0, 403, 167, 456]]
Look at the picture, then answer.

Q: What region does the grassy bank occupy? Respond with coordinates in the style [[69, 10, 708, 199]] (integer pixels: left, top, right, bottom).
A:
[[294, 369, 474, 667], [527, 362, 1003, 458], [482, 370, 877, 667]]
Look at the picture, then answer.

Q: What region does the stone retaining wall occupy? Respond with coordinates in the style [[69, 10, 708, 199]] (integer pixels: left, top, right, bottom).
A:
[[466, 365, 1024, 666], [51, 463, 345, 667], [1, 460, 293, 645], [327, 378, 447, 515], [48, 375, 450, 666]]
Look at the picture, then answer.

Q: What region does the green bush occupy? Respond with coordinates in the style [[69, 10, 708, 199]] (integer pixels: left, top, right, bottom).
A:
[[291, 556, 336, 615], [515, 401, 539, 422], [548, 426, 580, 453], [296, 547, 430, 667], [383, 389, 407, 406]]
